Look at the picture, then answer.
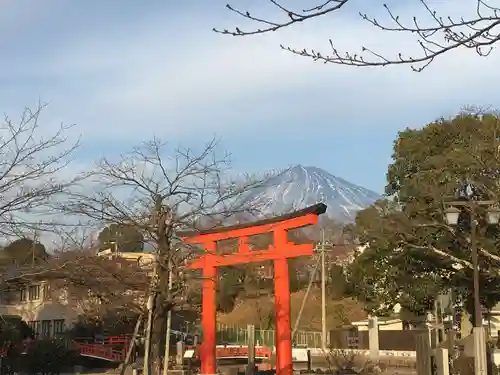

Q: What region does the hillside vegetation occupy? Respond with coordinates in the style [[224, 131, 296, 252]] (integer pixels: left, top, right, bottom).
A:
[[218, 288, 367, 331]]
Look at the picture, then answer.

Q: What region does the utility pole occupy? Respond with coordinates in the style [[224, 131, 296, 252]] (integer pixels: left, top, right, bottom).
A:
[[246, 324, 256, 375], [470, 205, 487, 375], [32, 230, 36, 268], [292, 255, 321, 339], [143, 293, 155, 375], [321, 229, 327, 350], [120, 314, 144, 375], [444, 193, 499, 375]]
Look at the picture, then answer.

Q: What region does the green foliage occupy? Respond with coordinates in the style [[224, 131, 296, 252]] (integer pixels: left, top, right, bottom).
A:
[[98, 223, 144, 252], [1, 343, 22, 375], [0, 316, 33, 344], [1, 238, 48, 267], [349, 111, 500, 316], [23, 339, 77, 375]]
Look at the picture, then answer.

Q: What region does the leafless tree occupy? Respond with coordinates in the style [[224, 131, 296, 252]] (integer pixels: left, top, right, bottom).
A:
[[215, 0, 500, 71], [58, 136, 266, 371], [47, 248, 151, 318], [0, 102, 79, 238]]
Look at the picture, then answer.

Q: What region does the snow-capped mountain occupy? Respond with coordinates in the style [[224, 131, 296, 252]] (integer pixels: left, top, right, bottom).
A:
[[242, 165, 381, 222]]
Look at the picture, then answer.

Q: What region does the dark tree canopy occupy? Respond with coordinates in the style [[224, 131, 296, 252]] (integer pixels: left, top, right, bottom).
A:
[[0, 315, 34, 375], [0, 315, 33, 344], [348, 110, 500, 316], [1, 238, 48, 267], [216, 0, 500, 71], [98, 223, 144, 252]]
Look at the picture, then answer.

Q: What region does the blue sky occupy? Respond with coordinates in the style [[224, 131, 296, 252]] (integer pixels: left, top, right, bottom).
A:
[[2, 0, 500, 193]]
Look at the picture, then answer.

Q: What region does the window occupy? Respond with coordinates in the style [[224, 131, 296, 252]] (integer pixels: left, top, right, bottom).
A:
[[43, 284, 50, 300], [41, 320, 52, 338], [28, 285, 40, 300], [28, 321, 41, 337], [20, 288, 27, 302], [53, 320, 64, 337]]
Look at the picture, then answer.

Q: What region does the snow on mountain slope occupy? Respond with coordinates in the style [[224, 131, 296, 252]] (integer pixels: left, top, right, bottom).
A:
[[242, 165, 381, 222]]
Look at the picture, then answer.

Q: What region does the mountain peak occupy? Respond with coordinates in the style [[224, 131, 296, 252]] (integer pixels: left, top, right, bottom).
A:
[[243, 165, 380, 222]]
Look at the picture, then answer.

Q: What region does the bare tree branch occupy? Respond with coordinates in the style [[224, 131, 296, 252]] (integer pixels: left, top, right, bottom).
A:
[[0, 102, 80, 237], [214, 1, 348, 35], [47, 249, 152, 318], [216, 0, 500, 71], [413, 221, 500, 265], [55, 136, 266, 365], [408, 244, 474, 269]]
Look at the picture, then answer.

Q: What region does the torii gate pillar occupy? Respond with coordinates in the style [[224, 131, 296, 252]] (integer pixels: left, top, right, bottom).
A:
[[179, 203, 326, 375]]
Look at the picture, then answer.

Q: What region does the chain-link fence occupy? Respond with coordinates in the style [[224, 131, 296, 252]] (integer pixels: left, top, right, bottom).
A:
[[215, 323, 325, 348]]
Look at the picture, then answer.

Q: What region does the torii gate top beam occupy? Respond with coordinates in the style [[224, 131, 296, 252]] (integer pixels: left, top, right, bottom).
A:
[[178, 203, 326, 268], [177, 203, 326, 243]]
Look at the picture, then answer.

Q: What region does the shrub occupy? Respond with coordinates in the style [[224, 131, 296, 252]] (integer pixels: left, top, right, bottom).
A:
[[1, 342, 22, 375], [0, 315, 34, 375], [23, 339, 78, 375], [324, 349, 382, 374]]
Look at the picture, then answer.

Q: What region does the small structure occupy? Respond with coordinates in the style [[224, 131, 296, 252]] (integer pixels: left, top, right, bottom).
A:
[[351, 318, 404, 332], [179, 203, 326, 375]]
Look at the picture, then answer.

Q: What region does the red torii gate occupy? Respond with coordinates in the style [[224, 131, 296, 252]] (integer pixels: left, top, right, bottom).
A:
[[178, 203, 326, 375]]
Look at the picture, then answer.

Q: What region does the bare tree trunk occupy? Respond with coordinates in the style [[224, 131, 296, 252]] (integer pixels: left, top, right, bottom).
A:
[[151, 308, 167, 375], [150, 263, 172, 375], [55, 137, 266, 373], [120, 314, 144, 375]]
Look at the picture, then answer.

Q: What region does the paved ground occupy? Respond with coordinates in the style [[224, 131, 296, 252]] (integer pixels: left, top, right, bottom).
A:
[[72, 356, 417, 375]]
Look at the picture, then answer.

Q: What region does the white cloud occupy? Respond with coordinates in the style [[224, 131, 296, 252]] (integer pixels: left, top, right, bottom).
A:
[[3, 0, 500, 144], [3, 0, 500, 245]]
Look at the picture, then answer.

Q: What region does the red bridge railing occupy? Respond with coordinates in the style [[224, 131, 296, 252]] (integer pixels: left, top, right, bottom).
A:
[[0, 336, 131, 362], [73, 335, 131, 362]]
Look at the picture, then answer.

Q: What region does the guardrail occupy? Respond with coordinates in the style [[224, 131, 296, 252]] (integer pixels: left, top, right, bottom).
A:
[[215, 323, 324, 348], [185, 345, 272, 360]]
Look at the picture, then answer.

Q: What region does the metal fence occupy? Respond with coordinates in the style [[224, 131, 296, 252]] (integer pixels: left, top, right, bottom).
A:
[[215, 323, 324, 348]]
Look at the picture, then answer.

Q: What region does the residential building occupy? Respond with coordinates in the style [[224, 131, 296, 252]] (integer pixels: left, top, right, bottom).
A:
[[0, 249, 156, 338], [0, 281, 69, 338]]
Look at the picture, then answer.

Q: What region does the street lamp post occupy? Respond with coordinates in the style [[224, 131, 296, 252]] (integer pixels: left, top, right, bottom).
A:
[[444, 196, 500, 375]]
